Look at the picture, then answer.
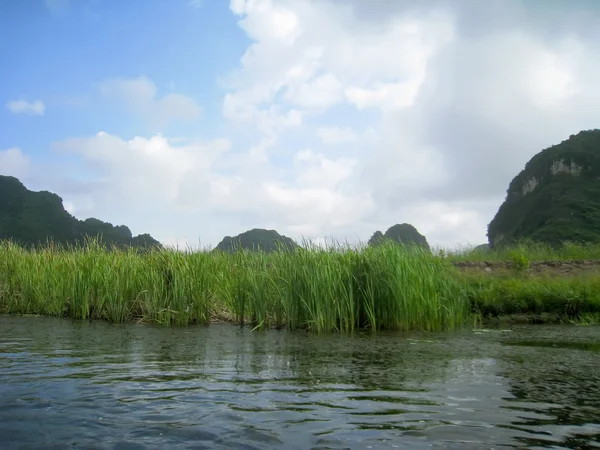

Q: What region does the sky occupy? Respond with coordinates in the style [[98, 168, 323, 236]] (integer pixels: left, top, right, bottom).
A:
[[1, 0, 600, 250]]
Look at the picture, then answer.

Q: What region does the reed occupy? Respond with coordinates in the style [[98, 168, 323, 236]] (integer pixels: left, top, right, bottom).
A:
[[0, 239, 469, 332], [3, 238, 599, 331]]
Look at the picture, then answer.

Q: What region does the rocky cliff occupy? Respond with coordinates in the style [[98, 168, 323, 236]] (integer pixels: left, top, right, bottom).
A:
[[488, 130, 600, 247]]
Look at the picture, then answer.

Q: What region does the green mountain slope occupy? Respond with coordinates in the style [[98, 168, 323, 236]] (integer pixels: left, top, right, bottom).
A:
[[0, 175, 161, 249], [214, 228, 298, 253], [368, 223, 430, 251], [488, 129, 600, 247]]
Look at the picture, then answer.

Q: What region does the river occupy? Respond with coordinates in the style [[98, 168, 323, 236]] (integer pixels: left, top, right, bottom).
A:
[[0, 317, 599, 449]]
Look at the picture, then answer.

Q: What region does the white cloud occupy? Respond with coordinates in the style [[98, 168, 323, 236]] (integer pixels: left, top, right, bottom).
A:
[[49, 130, 370, 246], [0, 148, 30, 179], [63, 201, 76, 215], [216, 0, 600, 248], [55, 132, 227, 211], [283, 73, 344, 109], [316, 126, 357, 145], [222, 92, 303, 136], [221, 0, 453, 137], [293, 148, 357, 188], [231, 0, 302, 45], [6, 100, 45, 116], [345, 80, 423, 111], [22, 0, 600, 250], [100, 77, 201, 128]]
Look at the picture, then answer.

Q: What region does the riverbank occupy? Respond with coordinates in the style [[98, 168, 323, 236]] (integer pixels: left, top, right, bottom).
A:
[[450, 245, 600, 326], [1, 240, 599, 331]]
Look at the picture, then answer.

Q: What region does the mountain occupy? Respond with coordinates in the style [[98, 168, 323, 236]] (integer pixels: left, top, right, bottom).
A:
[[488, 129, 600, 247], [0, 175, 161, 249], [214, 228, 298, 253], [368, 223, 430, 251], [473, 243, 490, 252]]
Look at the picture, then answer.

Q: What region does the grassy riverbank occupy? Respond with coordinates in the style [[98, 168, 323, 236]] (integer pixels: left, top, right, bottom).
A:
[[1, 240, 599, 331], [466, 273, 600, 325], [0, 240, 468, 332]]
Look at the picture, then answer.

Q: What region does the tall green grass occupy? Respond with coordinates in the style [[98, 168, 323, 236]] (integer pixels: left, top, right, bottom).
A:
[[0, 239, 217, 326], [3, 238, 599, 331], [0, 239, 469, 332]]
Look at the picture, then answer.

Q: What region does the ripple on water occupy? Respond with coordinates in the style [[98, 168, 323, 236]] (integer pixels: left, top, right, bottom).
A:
[[0, 318, 599, 449]]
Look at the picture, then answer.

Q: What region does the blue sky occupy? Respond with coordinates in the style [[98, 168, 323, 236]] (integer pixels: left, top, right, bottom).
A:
[[1, 0, 599, 248], [1, 0, 243, 147]]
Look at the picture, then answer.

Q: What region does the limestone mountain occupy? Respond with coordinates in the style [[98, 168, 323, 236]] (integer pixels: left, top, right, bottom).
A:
[[368, 223, 430, 251], [214, 228, 298, 253], [487, 129, 600, 247], [0, 175, 161, 249], [473, 243, 490, 252]]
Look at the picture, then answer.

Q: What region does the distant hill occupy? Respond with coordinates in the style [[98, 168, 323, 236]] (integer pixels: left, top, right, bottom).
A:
[[368, 223, 430, 251], [214, 228, 298, 253], [488, 130, 600, 247], [0, 175, 161, 249], [473, 243, 490, 252]]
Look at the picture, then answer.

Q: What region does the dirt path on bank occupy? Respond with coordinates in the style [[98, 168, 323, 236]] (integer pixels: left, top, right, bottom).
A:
[[452, 259, 600, 277]]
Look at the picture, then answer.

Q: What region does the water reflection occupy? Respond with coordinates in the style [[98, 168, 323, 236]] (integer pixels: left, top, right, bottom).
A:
[[0, 317, 599, 449], [498, 327, 600, 448]]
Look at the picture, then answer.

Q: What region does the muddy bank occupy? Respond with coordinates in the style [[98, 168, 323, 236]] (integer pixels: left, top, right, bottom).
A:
[[452, 259, 600, 277]]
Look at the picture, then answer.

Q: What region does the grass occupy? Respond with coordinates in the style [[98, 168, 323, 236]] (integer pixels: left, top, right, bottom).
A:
[[464, 273, 600, 322], [0, 239, 469, 333], [445, 240, 600, 325], [1, 239, 600, 332]]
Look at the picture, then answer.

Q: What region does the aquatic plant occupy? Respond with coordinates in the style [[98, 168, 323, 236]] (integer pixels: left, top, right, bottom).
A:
[[0, 239, 469, 332], [2, 237, 600, 331]]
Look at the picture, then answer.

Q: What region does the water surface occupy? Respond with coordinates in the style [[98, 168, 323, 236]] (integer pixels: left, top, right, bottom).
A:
[[1, 317, 599, 449]]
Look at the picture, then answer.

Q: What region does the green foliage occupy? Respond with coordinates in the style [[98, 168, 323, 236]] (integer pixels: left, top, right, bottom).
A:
[[508, 249, 530, 274], [368, 223, 430, 251], [0, 239, 469, 333], [488, 129, 600, 248], [214, 228, 298, 253], [2, 237, 599, 332], [0, 176, 161, 249], [465, 273, 600, 320]]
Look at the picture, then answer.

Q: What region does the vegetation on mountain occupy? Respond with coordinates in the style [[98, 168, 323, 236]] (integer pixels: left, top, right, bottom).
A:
[[488, 129, 600, 248], [214, 228, 298, 253], [368, 223, 430, 251], [0, 175, 161, 249]]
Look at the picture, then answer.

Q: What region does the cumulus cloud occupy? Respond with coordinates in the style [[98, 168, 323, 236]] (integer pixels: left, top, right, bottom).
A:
[[222, 0, 452, 131], [49, 131, 369, 246], [6, 100, 45, 116], [215, 0, 600, 247], [0, 148, 30, 179], [33, 0, 600, 249], [316, 126, 357, 145], [100, 77, 201, 129]]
